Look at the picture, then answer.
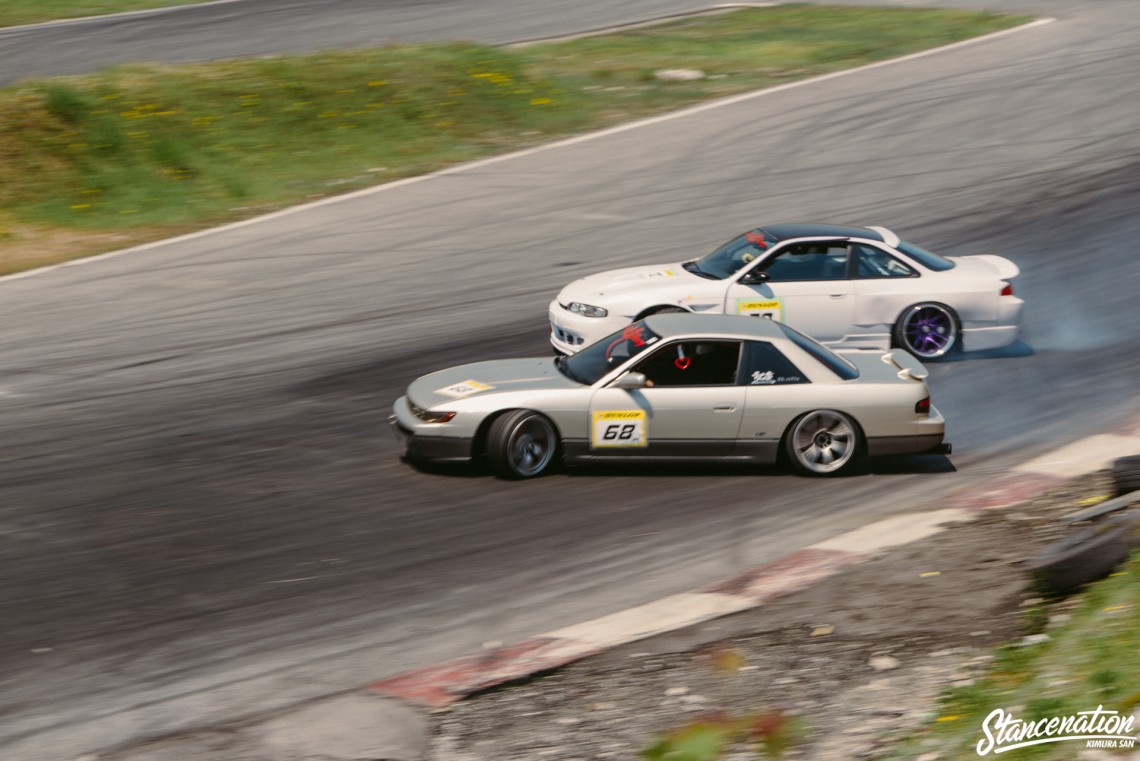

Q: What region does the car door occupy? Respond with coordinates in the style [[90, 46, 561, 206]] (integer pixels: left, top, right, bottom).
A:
[[735, 340, 814, 456], [848, 242, 922, 336], [724, 241, 854, 342], [588, 340, 744, 457]]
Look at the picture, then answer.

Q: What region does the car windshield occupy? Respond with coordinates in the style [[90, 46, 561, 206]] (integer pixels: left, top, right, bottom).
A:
[[685, 230, 773, 280], [559, 321, 662, 385], [776, 322, 860, 380], [897, 240, 955, 272]]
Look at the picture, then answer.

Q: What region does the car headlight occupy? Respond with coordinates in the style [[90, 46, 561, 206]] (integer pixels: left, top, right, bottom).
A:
[[564, 302, 609, 318], [409, 401, 456, 423]]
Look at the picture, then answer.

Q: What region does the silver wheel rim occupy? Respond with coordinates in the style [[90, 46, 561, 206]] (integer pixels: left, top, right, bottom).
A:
[[507, 416, 555, 477], [792, 411, 855, 474]]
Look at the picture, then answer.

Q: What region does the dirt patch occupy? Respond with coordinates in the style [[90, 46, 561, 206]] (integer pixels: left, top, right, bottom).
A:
[[0, 217, 237, 275], [426, 472, 1115, 761], [0, 223, 158, 274]]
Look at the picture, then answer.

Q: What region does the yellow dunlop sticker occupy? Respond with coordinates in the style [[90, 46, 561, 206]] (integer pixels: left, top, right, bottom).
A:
[[591, 410, 648, 448], [434, 379, 493, 398], [641, 269, 677, 279], [737, 298, 783, 321]]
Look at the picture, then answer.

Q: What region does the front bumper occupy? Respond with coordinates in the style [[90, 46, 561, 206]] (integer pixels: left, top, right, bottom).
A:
[[548, 300, 629, 354], [389, 398, 474, 462]]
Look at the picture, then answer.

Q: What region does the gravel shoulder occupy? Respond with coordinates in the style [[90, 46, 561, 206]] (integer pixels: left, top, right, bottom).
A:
[[426, 472, 1116, 761]]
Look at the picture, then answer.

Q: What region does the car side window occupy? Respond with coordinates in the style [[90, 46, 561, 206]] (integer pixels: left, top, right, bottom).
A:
[[631, 341, 741, 387], [854, 243, 916, 278], [739, 341, 808, 386], [760, 243, 848, 282]]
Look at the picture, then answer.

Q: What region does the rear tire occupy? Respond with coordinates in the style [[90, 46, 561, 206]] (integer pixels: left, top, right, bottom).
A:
[[486, 410, 558, 479], [784, 410, 862, 476], [894, 302, 959, 359]]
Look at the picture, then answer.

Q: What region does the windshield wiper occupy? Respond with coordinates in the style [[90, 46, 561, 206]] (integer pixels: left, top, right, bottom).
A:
[[682, 260, 719, 280]]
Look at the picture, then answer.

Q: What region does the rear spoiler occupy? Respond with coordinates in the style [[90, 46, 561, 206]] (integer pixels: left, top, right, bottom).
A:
[[969, 253, 1020, 280], [882, 350, 929, 380]]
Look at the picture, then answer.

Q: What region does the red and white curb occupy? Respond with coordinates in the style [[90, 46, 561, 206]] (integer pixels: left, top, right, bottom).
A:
[[371, 417, 1140, 709]]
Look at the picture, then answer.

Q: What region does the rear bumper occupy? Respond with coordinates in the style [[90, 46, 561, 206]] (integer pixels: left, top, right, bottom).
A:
[[866, 434, 949, 457], [962, 297, 1023, 352], [865, 404, 947, 457], [962, 323, 1020, 352]]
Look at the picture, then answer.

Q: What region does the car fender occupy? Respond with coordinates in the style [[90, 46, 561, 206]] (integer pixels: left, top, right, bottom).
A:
[[460, 389, 594, 442], [852, 278, 998, 329]]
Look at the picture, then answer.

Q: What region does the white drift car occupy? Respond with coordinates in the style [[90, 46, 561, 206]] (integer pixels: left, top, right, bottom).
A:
[[549, 224, 1023, 359]]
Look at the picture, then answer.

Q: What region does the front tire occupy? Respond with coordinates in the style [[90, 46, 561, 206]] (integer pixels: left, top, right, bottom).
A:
[[486, 410, 558, 479], [784, 410, 862, 476], [894, 302, 959, 359]]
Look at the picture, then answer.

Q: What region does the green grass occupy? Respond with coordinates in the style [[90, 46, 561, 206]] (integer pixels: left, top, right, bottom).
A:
[[0, 5, 1028, 273], [0, 0, 206, 28], [885, 551, 1140, 760]]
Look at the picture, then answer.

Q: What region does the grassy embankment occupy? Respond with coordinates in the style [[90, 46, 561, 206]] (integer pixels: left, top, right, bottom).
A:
[[0, 5, 1027, 274], [886, 550, 1140, 760], [0, 0, 203, 28]]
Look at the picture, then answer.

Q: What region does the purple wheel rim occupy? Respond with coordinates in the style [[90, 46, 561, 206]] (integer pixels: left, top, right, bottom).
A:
[[904, 306, 955, 357]]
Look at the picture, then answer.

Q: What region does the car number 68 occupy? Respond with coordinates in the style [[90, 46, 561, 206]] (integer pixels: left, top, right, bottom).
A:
[[591, 410, 648, 448]]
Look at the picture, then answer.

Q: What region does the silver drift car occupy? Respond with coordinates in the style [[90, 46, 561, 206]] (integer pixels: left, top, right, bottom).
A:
[[389, 314, 948, 478]]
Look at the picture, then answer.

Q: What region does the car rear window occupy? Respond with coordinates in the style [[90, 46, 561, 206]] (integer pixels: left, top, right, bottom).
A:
[[741, 341, 807, 385], [777, 323, 859, 380], [897, 240, 956, 272]]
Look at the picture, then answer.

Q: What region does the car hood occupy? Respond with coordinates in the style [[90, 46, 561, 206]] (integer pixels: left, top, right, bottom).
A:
[[558, 262, 709, 303], [947, 254, 1020, 280], [407, 358, 581, 407]]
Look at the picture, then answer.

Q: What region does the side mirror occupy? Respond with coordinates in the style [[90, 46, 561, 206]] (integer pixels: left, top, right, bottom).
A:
[[740, 269, 768, 285], [611, 371, 648, 390]]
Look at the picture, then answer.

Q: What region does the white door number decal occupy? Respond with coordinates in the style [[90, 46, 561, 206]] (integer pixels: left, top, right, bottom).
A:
[[591, 410, 648, 448]]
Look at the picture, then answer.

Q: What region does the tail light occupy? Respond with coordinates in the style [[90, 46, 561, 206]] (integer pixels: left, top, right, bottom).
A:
[[1001, 283, 1014, 296], [915, 396, 931, 415]]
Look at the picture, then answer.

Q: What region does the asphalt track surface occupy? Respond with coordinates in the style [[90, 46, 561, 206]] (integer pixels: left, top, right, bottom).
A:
[[1, 1, 1139, 758], [0, 0, 721, 86]]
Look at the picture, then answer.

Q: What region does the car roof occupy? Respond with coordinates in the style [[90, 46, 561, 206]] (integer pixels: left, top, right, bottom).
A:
[[759, 223, 884, 242], [643, 312, 788, 341]]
